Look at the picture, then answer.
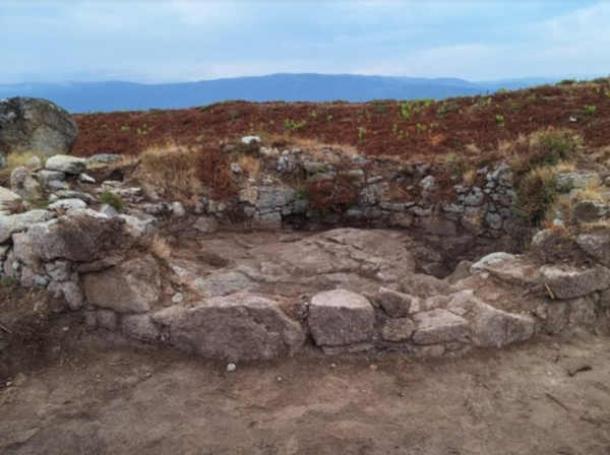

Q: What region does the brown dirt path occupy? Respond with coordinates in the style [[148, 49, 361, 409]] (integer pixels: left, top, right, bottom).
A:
[[1, 323, 609, 455]]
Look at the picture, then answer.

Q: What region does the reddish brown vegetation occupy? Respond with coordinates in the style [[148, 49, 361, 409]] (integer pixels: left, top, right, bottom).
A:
[[73, 82, 610, 161], [306, 174, 360, 213]]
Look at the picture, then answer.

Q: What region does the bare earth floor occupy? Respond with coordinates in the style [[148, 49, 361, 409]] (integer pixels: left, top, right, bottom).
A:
[[1, 327, 609, 455]]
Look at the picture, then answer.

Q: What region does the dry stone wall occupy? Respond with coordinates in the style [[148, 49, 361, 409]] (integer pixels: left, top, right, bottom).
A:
[[0, 134, 609, 362]]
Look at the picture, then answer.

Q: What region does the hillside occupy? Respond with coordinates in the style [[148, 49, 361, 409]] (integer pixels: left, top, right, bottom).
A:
[[73, 79, 610, 160], [0, 74, 554, 113]]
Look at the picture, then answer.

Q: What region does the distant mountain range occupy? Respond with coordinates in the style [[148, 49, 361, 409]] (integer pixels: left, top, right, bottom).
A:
[[0, 73, 558, 113]]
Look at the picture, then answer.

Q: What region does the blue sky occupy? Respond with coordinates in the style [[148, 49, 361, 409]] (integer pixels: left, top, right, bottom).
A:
[[1, 0, 609, 83]]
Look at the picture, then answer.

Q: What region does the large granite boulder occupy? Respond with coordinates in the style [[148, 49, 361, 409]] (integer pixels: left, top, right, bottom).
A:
[[0, 97, 78, 157], [153, 292, 305, 361]]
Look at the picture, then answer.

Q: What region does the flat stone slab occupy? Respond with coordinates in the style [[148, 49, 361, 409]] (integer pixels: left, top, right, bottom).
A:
[[153, 292, 305, 361], [541, 265, 610, 299], [308, 289, 375, 347], [412, 309, 469, 345]]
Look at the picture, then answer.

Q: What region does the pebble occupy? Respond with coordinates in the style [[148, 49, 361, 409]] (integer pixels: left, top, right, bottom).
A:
[[226, 363, 237, 372]]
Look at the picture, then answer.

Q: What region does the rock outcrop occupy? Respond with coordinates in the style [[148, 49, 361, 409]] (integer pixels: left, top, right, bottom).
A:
[[0, 97, 78, 157]]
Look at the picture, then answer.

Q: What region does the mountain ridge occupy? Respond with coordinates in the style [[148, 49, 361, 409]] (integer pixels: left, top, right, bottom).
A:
[[0, 73, 558, 113]]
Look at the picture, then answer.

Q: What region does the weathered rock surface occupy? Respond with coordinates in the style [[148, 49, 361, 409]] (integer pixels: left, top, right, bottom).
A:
[[412, 309, 469, 345], [0, 97, 78, 157], [381, 318, 416, 342], [10, 166, 42, 200], [470, 301, 535, 348], [541, 265, 610, 299], [26, 210, 127, 262], [45, 155, 87, 175], [377, 287, 414, 318], [48, 198, 87, 211], [0, 187, 22, 213], [0, 209, 54, 243], [82, 255, 160, 313], [308, 289, 375, 347], [576, 230, 610, 267], [153, 292, 305, 361]]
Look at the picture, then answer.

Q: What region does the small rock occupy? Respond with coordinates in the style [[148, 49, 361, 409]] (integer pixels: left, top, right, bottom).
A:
[[193, 216, 218, 234], [79, 173, 96, 184], [226, 362, 237, 372], [230, 162, 242, 174], [171, 292, 184, 304], [241, 135, 261, 145], [377, 287, 414, 317], [99, 204, 119, 217], [48, 198, 87, 211], [171, 201, 186, 217]]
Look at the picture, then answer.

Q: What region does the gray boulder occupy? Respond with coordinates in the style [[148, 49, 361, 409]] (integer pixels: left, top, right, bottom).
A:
[[48, 198, 87, 212], [10, 166, 42, 200], [45, 154, 87, 175], [541, 264, 610, 299], [376, 287, 414, 317], [0, 97, 78, 157], [0, 187, 22, 214], [82, 255, 161, 313], [412, 309, 469, 345], [153, 292, 305, 361], [0, 209, 54, 243], [576, 230, 610, 267], [470, 300, 535, 348], [308, 289, 375, 347], [26, 209, 128, 262], [381, 318, 416, 342]]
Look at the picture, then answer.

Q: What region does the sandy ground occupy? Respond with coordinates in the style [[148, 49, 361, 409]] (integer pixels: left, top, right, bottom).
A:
[[1, 320, 609, 455]]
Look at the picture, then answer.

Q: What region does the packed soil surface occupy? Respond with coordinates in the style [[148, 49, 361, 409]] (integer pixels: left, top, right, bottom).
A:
[[73, 82, 610, 159], [1, 307, 609, 455]]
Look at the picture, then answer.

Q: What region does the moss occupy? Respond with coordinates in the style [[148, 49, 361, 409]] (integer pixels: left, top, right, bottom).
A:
[[99, 191, 124, 212]]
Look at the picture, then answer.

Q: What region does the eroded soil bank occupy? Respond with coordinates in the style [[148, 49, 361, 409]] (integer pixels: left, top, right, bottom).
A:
[[1, 322, 609, 455]]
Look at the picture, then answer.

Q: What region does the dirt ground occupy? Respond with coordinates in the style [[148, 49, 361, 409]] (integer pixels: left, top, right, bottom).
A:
[[1, 313, 609, 455]]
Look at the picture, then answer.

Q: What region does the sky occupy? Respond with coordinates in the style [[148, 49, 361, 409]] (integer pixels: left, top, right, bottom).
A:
[[1, 0, 609, 84]]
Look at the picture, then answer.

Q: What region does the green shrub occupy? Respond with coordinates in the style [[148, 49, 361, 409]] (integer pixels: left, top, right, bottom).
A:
[[515, 167, 557, 226], [533, 129, 581, 166], [495, 114, 505, 126], [583, 104, 597, 116], [557, 79, 576, 86], [357, 126, 366, 142], [99, 191, 124, 212], [283, 119, 307, 131], [0, 276, 17, 288]]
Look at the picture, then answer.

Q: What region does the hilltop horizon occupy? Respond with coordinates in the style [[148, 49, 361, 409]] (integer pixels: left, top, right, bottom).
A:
[[0, 73, 572, 113]]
